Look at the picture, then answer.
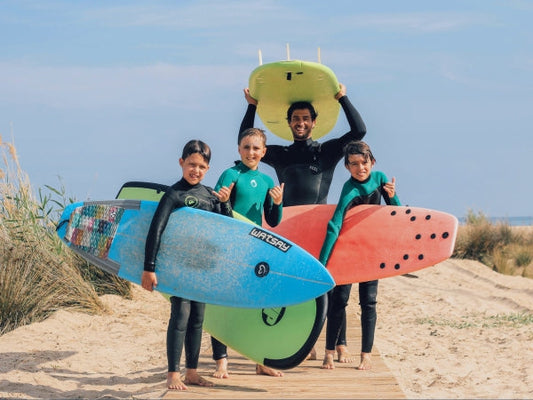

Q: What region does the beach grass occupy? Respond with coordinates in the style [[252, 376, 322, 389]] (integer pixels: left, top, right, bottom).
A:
[[0, 138, 131, 335], [453, 210, 533, 278], [416, 312, 533, 329]]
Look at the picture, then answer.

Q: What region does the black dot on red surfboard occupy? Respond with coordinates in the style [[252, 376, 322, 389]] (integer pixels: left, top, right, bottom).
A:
[[442, 232, 450, 239], [418, 254, 424, 260], [415, 234, 422, 240], [410, 216, 416, 222], [403, 254, 409, 260], [425, 214, 431, 220], [394, 264, 400, 270], [380, 263, 386, 269], [431, 233, 437, 239], [390, 211, 397, 216], [405, 209, 412, 214]]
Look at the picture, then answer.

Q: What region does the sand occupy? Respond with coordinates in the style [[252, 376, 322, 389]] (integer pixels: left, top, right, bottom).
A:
[[377, 259, 533, 399], [1, 258, 532, 399]]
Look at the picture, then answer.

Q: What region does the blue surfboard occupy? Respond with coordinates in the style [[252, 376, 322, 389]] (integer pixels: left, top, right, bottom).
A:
[[115, 181, 327, 369], [56, 199, 334, 309]]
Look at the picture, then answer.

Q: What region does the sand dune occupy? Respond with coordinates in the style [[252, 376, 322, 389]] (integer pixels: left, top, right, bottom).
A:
[[377, 259, 533, 399], [0, 258, 532, 399]]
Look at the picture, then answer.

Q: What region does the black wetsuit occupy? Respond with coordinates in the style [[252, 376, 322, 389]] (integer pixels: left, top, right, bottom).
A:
[[239, 96, 367, 206], [240, 95, 367, 348], [144, 178, 232, 372]]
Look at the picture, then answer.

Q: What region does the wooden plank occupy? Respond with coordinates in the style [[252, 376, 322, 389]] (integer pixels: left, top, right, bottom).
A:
[[163, 292, 405, 399]]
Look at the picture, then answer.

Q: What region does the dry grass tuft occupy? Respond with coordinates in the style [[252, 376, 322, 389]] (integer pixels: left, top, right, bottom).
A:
[[0, 137, 131, 335], [453, 210, 533, 278]]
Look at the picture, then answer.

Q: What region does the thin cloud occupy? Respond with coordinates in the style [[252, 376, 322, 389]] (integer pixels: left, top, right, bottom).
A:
[[337, 12, 496, 33], [0, 62, 248, 109], [81, 1, 287, 30], [1, 1, 289, 30]]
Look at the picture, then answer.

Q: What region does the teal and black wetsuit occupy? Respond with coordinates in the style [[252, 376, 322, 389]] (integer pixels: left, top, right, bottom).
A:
[[239, 95, 367, 206], [211, 161, 283, 360], [319, 171, 400, 354], [215, 161, 282, 227], [144, 178, 232, 373], [239, 94, 367, 347]]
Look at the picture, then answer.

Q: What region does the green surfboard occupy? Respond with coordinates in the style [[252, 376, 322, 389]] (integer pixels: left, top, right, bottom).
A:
[[248, 60, 341, 141], [115, 181, 327, 369]]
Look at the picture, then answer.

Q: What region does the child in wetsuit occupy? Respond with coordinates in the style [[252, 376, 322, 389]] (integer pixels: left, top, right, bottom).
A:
[[210, 127, 285, 378], [319, 140, 400, 371], [141, 140, 233, 390], [240, 83, 366, 362]]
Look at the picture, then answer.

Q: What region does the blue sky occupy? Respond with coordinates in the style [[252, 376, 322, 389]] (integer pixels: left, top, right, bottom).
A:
[[1, 0, 532, 218]]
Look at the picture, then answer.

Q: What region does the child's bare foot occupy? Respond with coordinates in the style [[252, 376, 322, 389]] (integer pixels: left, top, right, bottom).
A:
[[336, 345, 354, 363], [305, 347, 317, 360], [356, 352, 372, 370], [167, 372, 187, 390], [183, 369, 214, 387], [213, 357, 229, 379], [321, 351, 335, 369], [256, 364, 283, 377]]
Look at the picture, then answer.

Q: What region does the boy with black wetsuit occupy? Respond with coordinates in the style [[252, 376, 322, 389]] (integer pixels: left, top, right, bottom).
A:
[[239, 83, 367, 364], [141, 140, 233, 391]]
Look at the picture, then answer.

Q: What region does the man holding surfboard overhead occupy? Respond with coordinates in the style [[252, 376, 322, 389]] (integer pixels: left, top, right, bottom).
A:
[[240, 81, 367, 365], [240, 83, 366, 207]]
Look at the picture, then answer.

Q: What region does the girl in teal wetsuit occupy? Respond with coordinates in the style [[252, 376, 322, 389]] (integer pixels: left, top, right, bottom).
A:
[[319, 140, 400, 371], [211, 128, 285, 379]]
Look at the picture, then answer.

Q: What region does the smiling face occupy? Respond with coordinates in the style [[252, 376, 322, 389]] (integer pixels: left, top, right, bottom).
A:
[[288, 109, 316, 141], [346, 153, 375, 182], [238, 134, 266, 170], [179, 152, 209, 185]]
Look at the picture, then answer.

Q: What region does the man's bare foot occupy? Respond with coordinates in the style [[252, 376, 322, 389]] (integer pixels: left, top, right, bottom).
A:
[[167, 371, 187, 390], [213, 357, 229, 379], [336, 345, 354, 363], [305, 347, 317, 361], [321, 351, 335, 369], [256, 364, 284, 377], [356, 352, 372, 370], [183, 369, 214, 387]]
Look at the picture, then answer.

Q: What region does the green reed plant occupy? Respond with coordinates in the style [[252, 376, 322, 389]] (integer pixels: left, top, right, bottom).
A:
[[453, 209, 533, 278], [515, 250, 533, 268], [0, 137, 130, 335]]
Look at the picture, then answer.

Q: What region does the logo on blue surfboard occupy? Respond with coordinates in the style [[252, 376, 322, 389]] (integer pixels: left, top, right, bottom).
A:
[[249, 227, 292, 253]]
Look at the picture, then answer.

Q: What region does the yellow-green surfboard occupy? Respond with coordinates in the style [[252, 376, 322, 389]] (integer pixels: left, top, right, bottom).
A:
[[249, 60, 341, 141]]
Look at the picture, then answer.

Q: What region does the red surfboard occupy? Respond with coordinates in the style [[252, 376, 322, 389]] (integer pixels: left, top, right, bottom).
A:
[[266, 204, 458, 284]]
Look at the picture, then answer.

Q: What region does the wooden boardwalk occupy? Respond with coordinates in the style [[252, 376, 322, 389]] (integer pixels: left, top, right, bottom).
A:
[[163, 300, 405, 399]]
